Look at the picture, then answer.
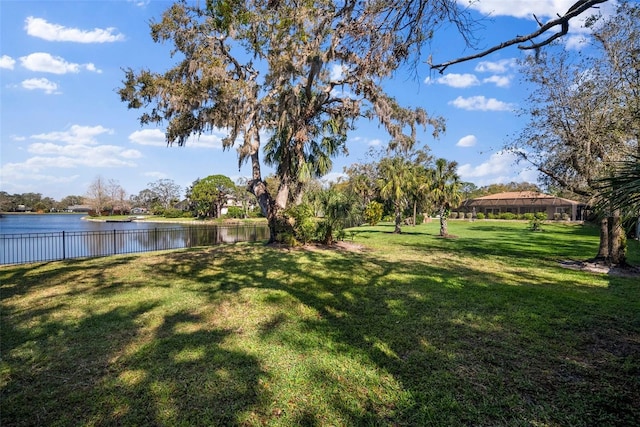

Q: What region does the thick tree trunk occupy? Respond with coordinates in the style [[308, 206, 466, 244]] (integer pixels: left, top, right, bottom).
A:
[[439, 207, 448, 236], [394, 207, 402, 234], [440, 217, 448, 236], [412, 200, 417, 227], [608, 210, 626, 265], [596, 217, 609, 260], [594, 214, 626, 265], [246, 143, 281, 243]]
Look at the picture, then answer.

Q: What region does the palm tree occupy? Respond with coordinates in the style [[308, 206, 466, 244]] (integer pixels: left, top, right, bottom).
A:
[[429, 158, 462, 237], [597, 155, 640, 213], [596, 155, 640, 244], [317, 188, 359, 244], [378, 156, 413, 233]]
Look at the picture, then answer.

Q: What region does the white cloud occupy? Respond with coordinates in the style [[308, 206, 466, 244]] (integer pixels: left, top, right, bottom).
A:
[[129, 129, 167, 146], [0, 162, 80, 189], [457, 0, 592, 20], [32, 125, 113, 145], [129, 128, 225, 149], [457, 1, 617, 51], [431, 73, 480, 88], [483, 75, 512, 88], [564, 35, 589, 50], [456, 135, 477, 147], [458, 152, 514, 179], [20, 52, 101, 74], [321, 171, 347, 184], [330, 85, 355, 100], [85, 63, 102, 74], [25, 16, 125, 43], [0, 130, 141, 185], [475, 59, 517, 74], [187, 133, 224, 149], [0, 55, 16, 70], [26, 133, 142, 167], [127, 0, 151, 7], [349, 136, 384, 147], [21, 78, 60, 94], [330, 64, 345, 81], [4, 124, 139, 182], [143, 171, 169, 179], [449, 95, 515, 111], [457, 151, 539, 185]]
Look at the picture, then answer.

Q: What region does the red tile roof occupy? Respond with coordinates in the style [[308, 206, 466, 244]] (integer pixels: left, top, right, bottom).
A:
[[469, 191, 579, 205]]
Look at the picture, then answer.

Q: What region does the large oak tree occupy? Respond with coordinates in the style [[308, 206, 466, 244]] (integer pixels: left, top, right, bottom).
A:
[[120, 0, 454, 242], [508, 1, 639, 264]]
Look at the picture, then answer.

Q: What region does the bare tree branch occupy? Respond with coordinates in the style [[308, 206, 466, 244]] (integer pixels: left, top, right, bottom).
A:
[[430, 0, 609, 73]]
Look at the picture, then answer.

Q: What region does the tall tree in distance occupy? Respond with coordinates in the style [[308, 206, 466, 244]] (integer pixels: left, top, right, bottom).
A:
[[429, 158, 462, 237], [377, 156, 414, 234], [147, 179, 182, 210], [85, 176, 109, 215], [106, 179, 128, 215], [190, 174, 236, 218]]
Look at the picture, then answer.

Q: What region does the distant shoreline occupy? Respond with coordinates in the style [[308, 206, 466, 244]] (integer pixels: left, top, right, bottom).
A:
[[81, 216, 266, 226]]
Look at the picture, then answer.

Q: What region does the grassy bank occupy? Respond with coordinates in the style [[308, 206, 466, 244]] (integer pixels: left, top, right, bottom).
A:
[[1, 221, 638, 426]]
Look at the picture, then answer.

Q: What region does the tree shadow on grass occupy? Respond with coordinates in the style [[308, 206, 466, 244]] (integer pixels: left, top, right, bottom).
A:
[[152, 244, 639, 425], [0, 255, 142, 300], [2, 239, 638, 426], [1, 266, 266, 426]]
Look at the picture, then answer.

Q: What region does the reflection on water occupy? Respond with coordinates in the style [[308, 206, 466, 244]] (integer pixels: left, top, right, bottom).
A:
[[1, 216, 269, 265]]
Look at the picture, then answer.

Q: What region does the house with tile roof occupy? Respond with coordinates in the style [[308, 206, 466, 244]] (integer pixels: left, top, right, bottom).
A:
[[459, 191, 585, 221]]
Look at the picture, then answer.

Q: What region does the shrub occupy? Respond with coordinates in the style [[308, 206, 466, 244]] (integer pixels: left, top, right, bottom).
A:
[[465, 212, 473, 219], [450, 212, 459, 219], [250, 206, 265, 218], [535, 212, 548, 221], [277, 232, 299, 246], [286, 203, 317, 244], [364, 201, 383, 226], [225, 206, 244, 219], [530, 212, 548, 231], [499, 212, 516, 220], [163, 208, 184, 218], [553, 213, 561, 221], [487, 213, 496, 219], [476, 212, 485, 220], [561, 212, 570, 220]]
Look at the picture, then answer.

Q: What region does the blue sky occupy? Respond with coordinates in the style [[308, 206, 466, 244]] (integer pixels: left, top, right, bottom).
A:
[[0, 0, 615, 200]]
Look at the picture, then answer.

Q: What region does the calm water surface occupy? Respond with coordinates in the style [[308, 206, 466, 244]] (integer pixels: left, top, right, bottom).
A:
[[0, 213, 185, 234], [1, 214, 269, 265]]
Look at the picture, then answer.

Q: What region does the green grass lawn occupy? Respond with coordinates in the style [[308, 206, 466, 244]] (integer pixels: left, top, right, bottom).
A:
[[1, 220, 639, 426]]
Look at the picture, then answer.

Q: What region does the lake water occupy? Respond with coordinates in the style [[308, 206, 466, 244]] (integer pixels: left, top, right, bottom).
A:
[[0, 213, 184, 234], [0, 214, 269, 265]]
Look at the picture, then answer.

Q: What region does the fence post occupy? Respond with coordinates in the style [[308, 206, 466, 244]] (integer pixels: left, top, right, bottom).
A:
[[155, 228, 158, 251], [113, 229, 117, 255], [62, 231, 66, 260]]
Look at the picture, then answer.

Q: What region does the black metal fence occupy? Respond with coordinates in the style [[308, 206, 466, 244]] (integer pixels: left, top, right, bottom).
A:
[[1, 225, 270, 265]]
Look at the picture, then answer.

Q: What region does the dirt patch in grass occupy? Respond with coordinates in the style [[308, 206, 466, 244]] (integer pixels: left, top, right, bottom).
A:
[[559, 260, 640, 278], [267, 241, 367, 253]]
